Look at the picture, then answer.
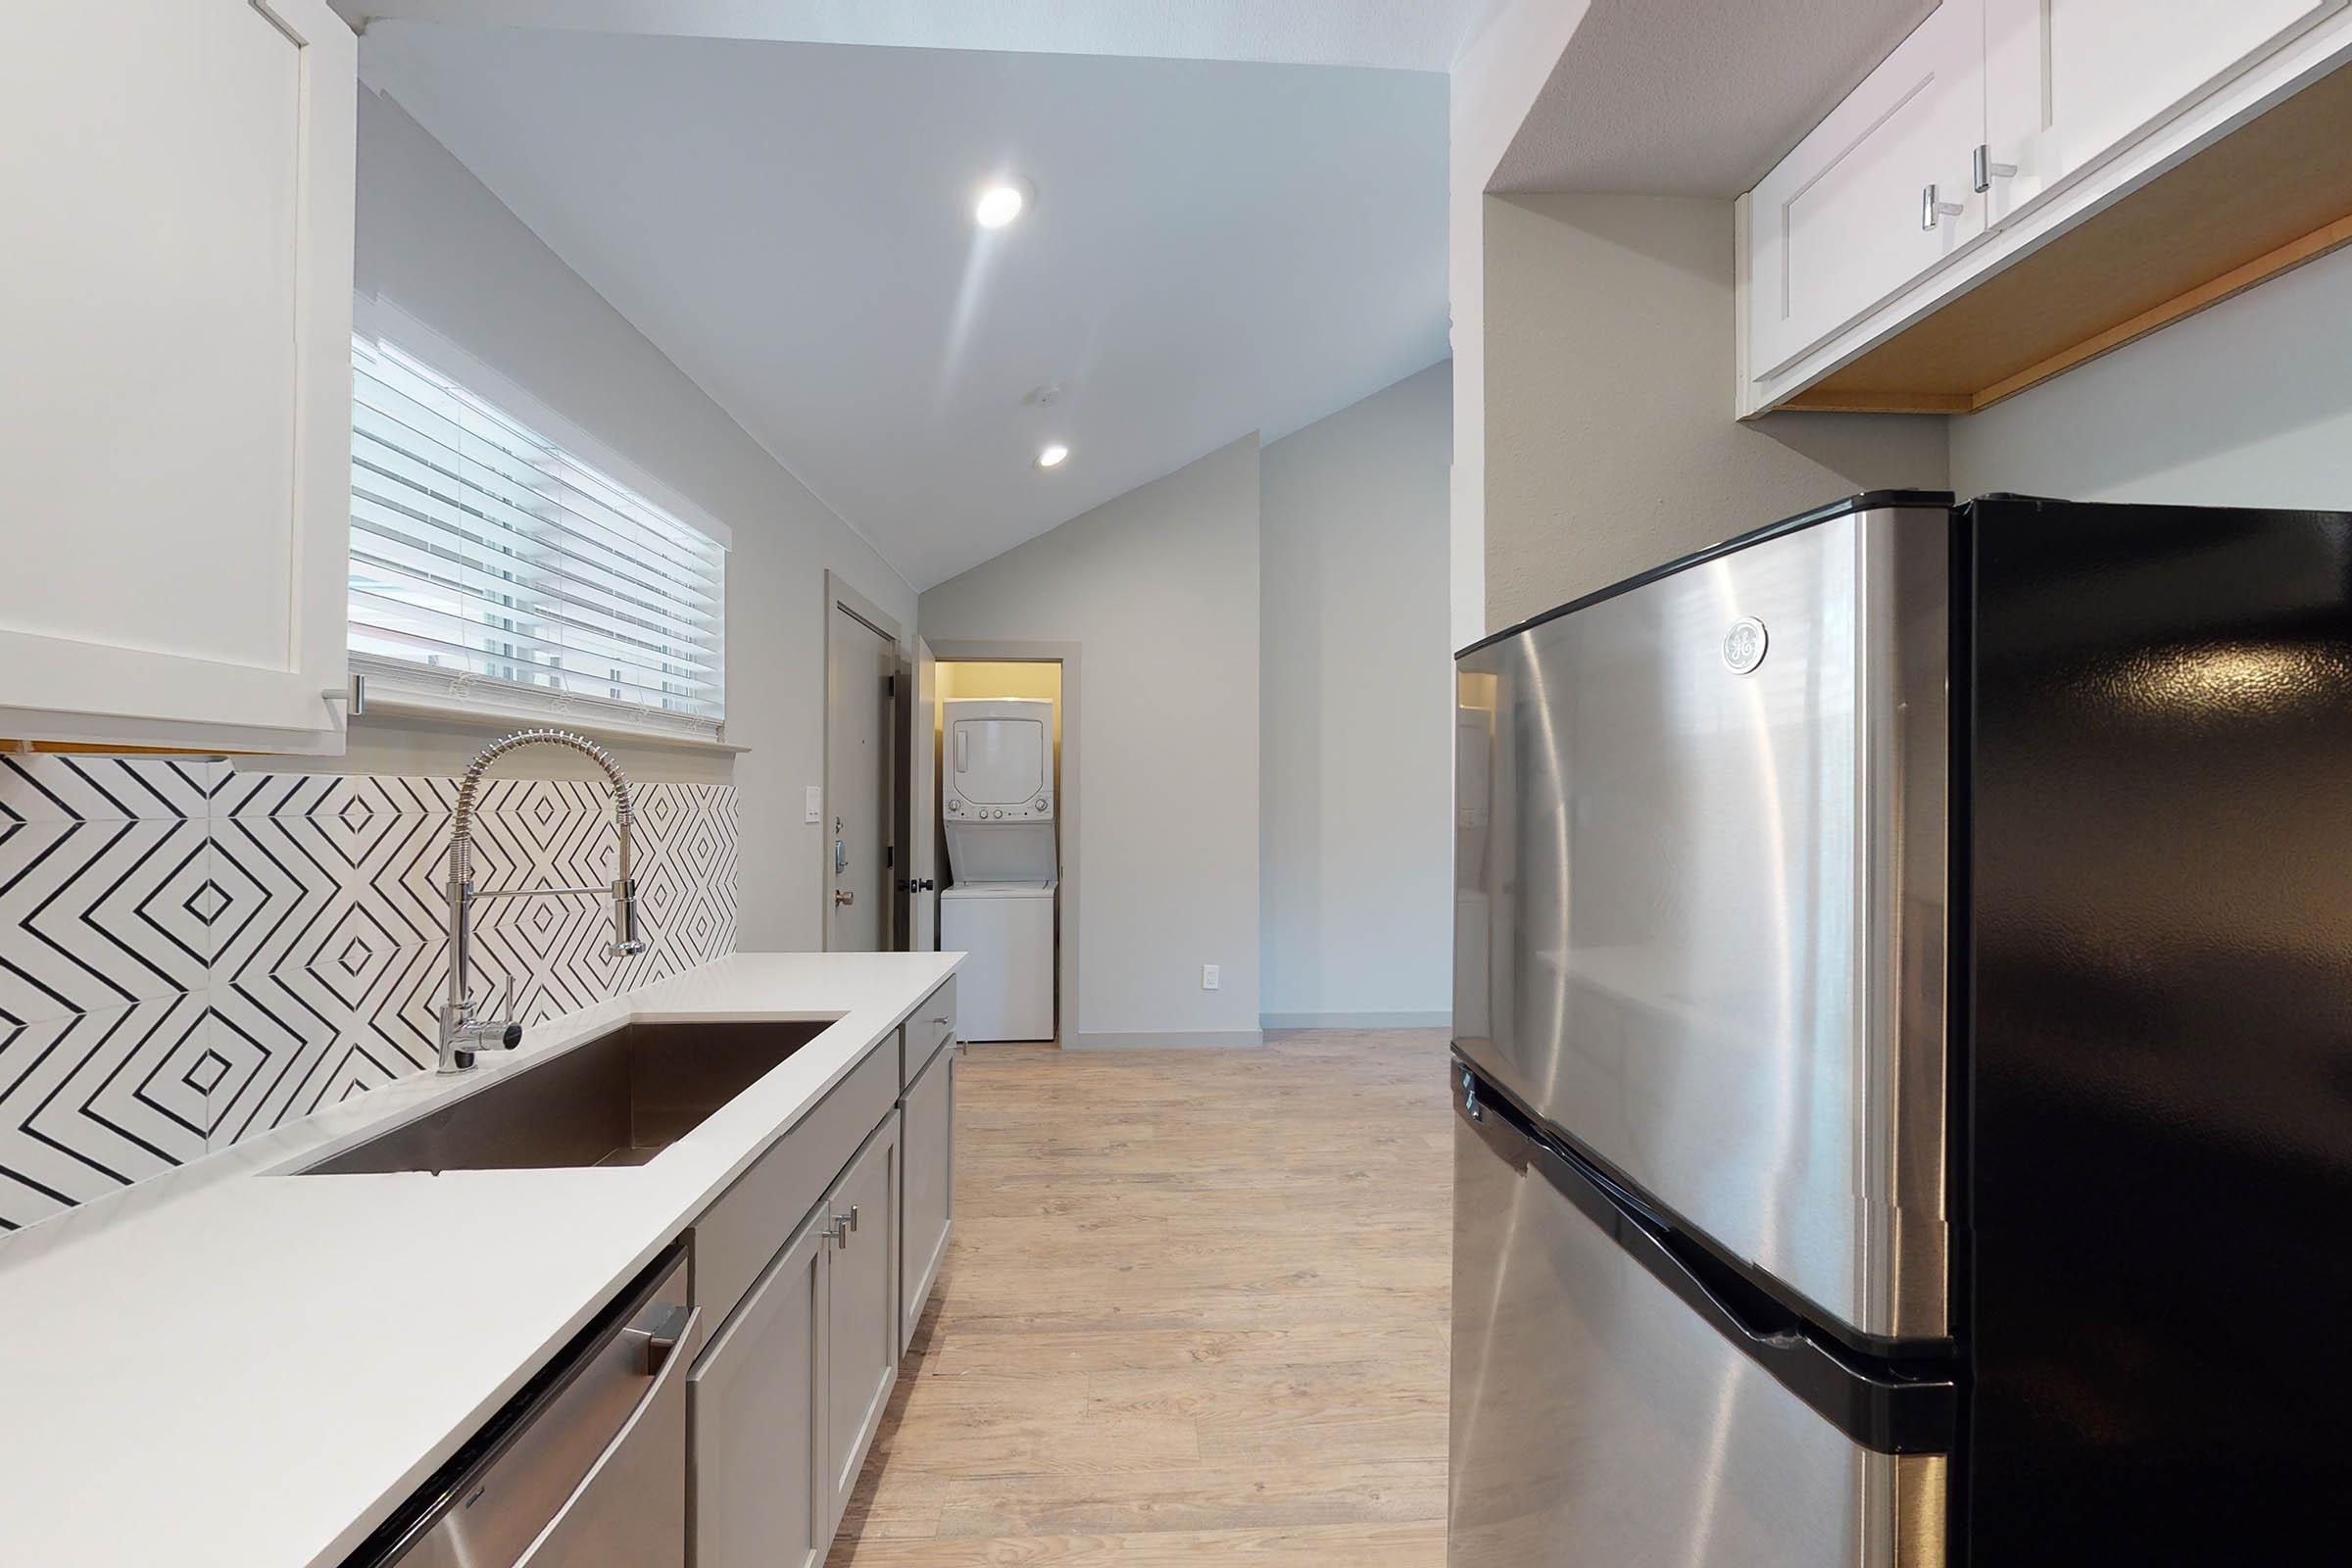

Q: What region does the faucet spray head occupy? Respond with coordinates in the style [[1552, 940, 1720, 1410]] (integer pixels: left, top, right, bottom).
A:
[[610, 878, 645, 957]]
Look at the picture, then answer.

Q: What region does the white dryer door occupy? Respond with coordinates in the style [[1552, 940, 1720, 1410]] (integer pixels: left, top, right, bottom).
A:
[[951, 716, 1047, 805]]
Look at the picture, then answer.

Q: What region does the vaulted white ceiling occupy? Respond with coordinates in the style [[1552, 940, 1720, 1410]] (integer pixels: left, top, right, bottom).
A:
[[339, 1, 1503, 73], [359, 23, 1451, 589]]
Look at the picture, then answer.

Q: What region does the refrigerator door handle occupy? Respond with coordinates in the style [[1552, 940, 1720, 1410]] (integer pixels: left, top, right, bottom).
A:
[[1453, 1059, 1957, 1456]]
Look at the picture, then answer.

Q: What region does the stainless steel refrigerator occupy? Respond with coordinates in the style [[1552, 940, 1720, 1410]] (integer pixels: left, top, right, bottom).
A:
[[1449, 492, 2352, 1565]]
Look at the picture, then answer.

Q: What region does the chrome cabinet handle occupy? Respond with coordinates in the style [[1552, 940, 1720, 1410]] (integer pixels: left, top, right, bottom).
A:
[[821, 1215, 846, 1244], [1920, 182, 1963, 229], [1972, 143, 2017, 194]]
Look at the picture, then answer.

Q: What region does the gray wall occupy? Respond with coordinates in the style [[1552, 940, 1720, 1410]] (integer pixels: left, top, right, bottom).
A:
[[919, 437, 1264, 1046], [1259, 362, 1454, 1028], [339, 89, 914, 953], [1482, 192, 1949, 629], [1951, 244, 2352, 506]]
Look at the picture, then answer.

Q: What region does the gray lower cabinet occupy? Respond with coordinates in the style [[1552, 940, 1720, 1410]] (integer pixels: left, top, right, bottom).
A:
[[688, 1209, 829, 1568], [898, 1043, 956, 1354], [689, 1106, 905, 1566], [821, 1113, 903, 1534]]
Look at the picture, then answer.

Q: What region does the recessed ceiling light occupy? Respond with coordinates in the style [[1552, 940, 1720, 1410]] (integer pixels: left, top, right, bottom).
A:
[[975, 178, 1031, 229], [1036, 443, 1070, 469]]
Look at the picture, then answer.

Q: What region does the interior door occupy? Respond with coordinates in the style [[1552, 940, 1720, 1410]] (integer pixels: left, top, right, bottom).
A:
[[822, 1114, 902, 1534], [907, 639, 939, 952], [687, 1210, 829, 1568], [1983, 0, 2346, 222], [826, 604, 891, 950]]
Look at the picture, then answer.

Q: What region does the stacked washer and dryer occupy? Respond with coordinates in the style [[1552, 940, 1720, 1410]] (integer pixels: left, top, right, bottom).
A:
[[940, 697, 1056, 1041]]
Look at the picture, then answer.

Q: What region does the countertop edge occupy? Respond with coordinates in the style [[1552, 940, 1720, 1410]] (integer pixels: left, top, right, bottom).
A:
[[301, 952, 963, 1568]]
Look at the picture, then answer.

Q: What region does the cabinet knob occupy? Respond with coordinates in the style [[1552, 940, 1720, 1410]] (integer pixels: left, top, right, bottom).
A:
[[1920, 182, 1965, 230]]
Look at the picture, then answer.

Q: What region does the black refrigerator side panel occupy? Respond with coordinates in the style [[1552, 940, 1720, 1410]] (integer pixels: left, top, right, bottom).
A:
[[1968, 499, 2352, 1559]]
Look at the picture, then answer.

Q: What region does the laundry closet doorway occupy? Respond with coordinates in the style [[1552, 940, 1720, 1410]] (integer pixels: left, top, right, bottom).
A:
[[925, 644, 1078, 1047]]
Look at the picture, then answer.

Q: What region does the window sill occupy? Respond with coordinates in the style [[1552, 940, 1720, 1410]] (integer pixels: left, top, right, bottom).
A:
[[348, 658, 750, 756]]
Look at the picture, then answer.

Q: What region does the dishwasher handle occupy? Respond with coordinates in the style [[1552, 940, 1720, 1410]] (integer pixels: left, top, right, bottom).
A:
[[515, 1303, 701, 1567]]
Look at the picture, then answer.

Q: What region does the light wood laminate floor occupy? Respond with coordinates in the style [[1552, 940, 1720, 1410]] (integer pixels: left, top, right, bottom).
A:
[[827, 1029, 1454, 1566]]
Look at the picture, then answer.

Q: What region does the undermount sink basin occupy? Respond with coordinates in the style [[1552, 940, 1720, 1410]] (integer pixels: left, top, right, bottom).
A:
[[299, 1018, 838, 1175]]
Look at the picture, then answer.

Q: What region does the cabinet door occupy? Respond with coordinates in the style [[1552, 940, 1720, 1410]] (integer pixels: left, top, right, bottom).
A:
[[689, 1212, 829, 1568], [1745, 0, 1986, 380], [899, 1045, 956, 1355], [0, 0, 355, 753], [822, 1112, 902, 1533], [1984, 0, 2346, 222]]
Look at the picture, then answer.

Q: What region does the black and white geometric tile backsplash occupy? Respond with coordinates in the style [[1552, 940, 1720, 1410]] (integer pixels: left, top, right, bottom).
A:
[[0, 755, 738, 1232]]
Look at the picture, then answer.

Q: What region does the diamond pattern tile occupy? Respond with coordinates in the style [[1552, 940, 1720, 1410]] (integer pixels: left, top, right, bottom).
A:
[[0, 759, 738, 1226]]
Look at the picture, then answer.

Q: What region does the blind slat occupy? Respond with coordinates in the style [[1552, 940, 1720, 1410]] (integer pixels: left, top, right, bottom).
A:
[[349, 336, 726, 724]]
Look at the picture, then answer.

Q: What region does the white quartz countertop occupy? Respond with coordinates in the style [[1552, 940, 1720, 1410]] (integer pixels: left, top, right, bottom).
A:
[[0, 950, 960, 1568]]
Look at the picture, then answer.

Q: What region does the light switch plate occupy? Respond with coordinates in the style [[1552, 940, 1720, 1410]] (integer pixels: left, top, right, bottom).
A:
[[1201, 963, 1220, 990], [805, 785, 822, 824]]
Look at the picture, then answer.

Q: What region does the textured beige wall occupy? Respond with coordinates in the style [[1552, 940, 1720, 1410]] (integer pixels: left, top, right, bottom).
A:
[[1482, 192, 1949, 632], [1259, 362, 1453, 1025], [1950, 242, 2352, 507], [919, 438, 1262, 1043]]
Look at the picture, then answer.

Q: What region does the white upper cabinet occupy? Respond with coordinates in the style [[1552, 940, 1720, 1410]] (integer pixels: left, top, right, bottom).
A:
[[1983, 0, 2347, 223], [0, 0, 356, 754], [1740, 0, 2352, 414], [1746, 0, 1987, 380]]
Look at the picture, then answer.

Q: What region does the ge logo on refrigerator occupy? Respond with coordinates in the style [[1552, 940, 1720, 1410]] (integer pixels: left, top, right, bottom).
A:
[[1721, 616, 1769, 674]]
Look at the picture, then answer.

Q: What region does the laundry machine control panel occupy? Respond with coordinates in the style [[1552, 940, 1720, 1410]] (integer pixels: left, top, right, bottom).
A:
[[947, 793, 1052, 820]]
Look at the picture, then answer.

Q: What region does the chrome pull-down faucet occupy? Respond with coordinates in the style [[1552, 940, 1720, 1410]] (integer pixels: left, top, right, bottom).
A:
[[437, 729, 645, 1073]]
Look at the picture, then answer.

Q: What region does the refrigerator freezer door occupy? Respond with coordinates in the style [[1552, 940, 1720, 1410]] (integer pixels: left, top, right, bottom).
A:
[[1453, 501, 1951, 1343], [1449, 1101, 1946, 1568]]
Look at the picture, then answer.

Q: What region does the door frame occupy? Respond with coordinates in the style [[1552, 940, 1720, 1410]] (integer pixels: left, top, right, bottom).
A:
[[927, 639, 1081, 1047], [822, 571, 903, 951], [892, 638, 939, 955]]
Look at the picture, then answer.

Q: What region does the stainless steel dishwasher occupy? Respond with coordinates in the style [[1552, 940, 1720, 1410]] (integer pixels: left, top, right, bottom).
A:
[[345, 1242, 697, 1568]]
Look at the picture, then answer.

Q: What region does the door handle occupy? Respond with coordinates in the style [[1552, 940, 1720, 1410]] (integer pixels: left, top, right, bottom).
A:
[[834, 839, 848, 873], [834, 890, 856, 906]]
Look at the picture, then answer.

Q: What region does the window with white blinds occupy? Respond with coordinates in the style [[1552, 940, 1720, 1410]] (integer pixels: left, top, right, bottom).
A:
[[348, 333, 727, 732]]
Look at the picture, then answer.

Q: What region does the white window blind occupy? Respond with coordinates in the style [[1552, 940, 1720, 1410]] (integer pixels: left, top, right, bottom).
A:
[[348, 333, 727, 732]]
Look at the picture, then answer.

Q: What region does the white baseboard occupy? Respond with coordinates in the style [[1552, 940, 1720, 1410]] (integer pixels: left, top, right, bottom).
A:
[[1259, 1010, 1452, 1031], [1069, 1029, 1266, 1050]]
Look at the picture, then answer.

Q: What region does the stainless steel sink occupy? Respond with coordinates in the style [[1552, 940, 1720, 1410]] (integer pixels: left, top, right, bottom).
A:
[[300, 1019, 837, 1174]]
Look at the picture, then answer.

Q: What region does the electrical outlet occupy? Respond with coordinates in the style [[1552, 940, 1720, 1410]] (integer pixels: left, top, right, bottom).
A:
[[1201, 963, 1220, 991], [804, 785, 822, 824]]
